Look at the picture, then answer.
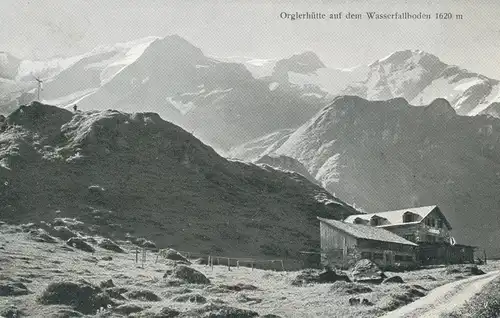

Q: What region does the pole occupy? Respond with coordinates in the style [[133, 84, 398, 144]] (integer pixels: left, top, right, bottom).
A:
[[135, 248, 138, 264]]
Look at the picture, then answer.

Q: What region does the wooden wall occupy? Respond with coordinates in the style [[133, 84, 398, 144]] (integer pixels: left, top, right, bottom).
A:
[[319, 222, 417, 269]]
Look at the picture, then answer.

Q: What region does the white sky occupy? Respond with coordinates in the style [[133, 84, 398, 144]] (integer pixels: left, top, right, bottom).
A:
[[1, 0, 499, 78]]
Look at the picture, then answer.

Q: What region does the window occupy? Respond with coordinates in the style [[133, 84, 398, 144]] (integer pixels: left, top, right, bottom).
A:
[[437, 220, 443, 229], [403, 213, 413, 223], [395, 255, 404, 261], [404, 234, 416, 242], [361, 251, 371, 259], [354, 218, 365, 225], [373, 253, 383, 260], [404, 255, 414, 261]]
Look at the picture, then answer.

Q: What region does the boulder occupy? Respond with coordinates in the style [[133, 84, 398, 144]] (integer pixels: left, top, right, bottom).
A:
[[99, 279, 115, 289], [0, 282, 29, 296], [106, 287, 128, 300], [217, 283, 258, 292], [0, 305, 23, 318], [98, 238, 125, 253], [169, 265, 211, 284], [292, 268, 351, 286], [125, 289, 161, 301], [66, 237, 95, 253], [28, 228, 57, 243], [351, 259, 386, 284], [173, 293, 207, 303], [236, 293, 262, 304], [383, 276, 405, 284], [114, 304, 145, 315], [180, 304, 258, 318], [52, 226, 79, 240], [330, 281, 372, 295], [445, 264, 485, 276], [161, 249, 191, 264], [37, 279, 114, 314], [158, 307, 181, 317]]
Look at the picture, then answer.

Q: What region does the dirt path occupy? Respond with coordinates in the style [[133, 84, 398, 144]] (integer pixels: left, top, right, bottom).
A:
[[381, 270, 500, 318]]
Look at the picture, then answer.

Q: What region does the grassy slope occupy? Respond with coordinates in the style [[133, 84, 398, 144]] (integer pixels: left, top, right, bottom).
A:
[[0, 102, 357, 263], [3, 225, 499, 318]]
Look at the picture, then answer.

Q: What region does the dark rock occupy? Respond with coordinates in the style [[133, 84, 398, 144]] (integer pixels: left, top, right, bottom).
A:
[[52, 226, 79, 241], [361, 298, 373, 306], [261, 315, 282, 318], [126, 289, 161, 301], [420, 275, 436, 281], [59, 245, 74, 252], [98, 238, 125, 253], [383, 276, 405, 284], [0, 281, 29, 296], [20, 223, 37, 232], [445, 264, 485, 276], [101, 256, 113, 261], [52, 218, 85, 230], [114, 304, 145, 315], [236, 293, 262, 304], [99, 279, 115, 289], [160, 249, 191, 264], [28, 228, 57, 243], [66, 237, 95, 253], [169, 265, 211, 284], [217, 283, 258, 292], [142, 240, 157, 250], [173, 293, 207, 303], [348, 297, 360, 306], [158, 307, 181, 317], [38, 279, 114, 314], [106, 287, 128, 300], [330, 281, 373, 295], [292, 268, 350, 286], [0, 305, 23, 318], [180, 304, 259, 317], [351, 259, 386, 284]]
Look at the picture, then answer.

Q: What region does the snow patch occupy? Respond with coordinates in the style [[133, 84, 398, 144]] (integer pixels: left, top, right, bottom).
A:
[[269, 82, 279, 91], [166, 97, 195, 115]]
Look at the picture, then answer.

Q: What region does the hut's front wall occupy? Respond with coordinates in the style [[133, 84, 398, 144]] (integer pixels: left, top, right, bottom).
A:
[[320, 223, 417, 269]]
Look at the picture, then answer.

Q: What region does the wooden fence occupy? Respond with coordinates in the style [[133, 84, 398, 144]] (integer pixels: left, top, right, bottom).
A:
[[134, 247, 287, 271]]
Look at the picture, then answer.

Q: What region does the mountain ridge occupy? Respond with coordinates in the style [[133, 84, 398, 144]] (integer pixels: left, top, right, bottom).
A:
[[230, 95, 500, 255]]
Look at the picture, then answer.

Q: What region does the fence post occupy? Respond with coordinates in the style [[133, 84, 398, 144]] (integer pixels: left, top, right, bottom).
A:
[[281, 260, 285, 272], [227, 258, 231, 271], [237, 260, 239, 268], [207, 255, 210, 267], [135, 248, 139, 264]]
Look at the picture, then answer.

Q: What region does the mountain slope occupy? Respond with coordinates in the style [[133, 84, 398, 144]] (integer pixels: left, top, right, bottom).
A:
[[233, 96, 500, 254], [0, 102, 358, 262]]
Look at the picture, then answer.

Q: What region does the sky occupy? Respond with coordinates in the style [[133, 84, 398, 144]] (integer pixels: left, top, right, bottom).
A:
[[1, 0, 499, 78]]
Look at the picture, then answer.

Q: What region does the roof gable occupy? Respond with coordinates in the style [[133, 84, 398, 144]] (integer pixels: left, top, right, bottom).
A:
[[343, 205, 451, 229], [318, 217, 418, 246]]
